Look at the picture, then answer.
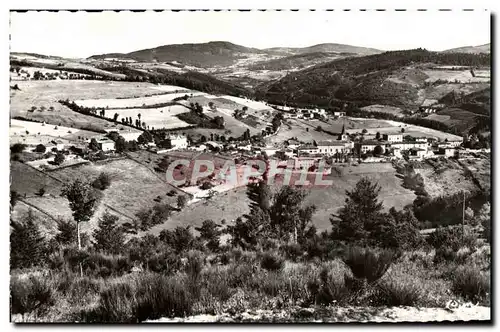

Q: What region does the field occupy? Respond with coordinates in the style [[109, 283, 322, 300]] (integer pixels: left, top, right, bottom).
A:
[[142, 162, 417, 233], [360, 104, 405, 117], [50, 158, 183, 228], [112, 105, 192, 130], [423, 69, 490, 84], [74, 92, 206, 109], [10, 119, 101, 144], [10, 80, 177, 131]]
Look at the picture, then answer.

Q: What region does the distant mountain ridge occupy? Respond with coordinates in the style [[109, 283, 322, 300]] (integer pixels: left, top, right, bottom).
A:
[[441, 43, 490, 54], [88, 41, 383, 68]]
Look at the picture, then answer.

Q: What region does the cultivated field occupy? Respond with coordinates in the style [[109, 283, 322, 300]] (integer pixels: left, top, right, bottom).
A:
[[423, 69, 490, 83], [74, 92, 206, 109], [50, 158, 183, 226], [10, 80, 174, 131], [360, 104, 405, 117], [112, 105, 192, 130], [10, 119, 101, 144]]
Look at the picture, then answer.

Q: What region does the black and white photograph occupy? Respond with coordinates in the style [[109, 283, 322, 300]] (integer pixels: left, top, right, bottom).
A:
[[8, 8, 491, 323]]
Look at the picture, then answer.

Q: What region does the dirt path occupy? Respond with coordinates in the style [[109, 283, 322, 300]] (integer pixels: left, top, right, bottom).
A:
[[146, 305, 490, 323]]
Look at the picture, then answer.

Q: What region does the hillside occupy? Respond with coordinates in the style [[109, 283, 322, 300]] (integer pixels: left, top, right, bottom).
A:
[[89, 41, 383, 69], [256, 49, 490, 108], [90, 41, 269, 68], [247, 52, 348, 71], [442, 43, 490, 54], [264, 43, 382, 56]]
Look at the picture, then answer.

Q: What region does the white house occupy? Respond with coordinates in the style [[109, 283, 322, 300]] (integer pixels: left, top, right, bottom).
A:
[[382, 133, 403, 143], [165, 134, 188, 149], [97, 138, 115, 152]]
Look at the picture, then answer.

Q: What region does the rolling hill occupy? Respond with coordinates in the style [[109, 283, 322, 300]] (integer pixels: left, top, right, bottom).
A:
[[442, 43, 490, 54], [90, 41, 270, 68], [265, 43, 381, 56], [89, 41, 383, 69], [256, 49, 490, 108]]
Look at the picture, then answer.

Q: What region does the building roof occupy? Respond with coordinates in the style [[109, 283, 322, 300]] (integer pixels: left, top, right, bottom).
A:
[[361, 140, 383, 145], [315, 140, 347, 147], [297, 144, 318, 150], [421, 99, 439, 107], [383, 132, 403, 136], [96, 137, 114, 143]]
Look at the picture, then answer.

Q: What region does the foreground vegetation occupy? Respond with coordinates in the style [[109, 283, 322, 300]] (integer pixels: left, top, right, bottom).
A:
[[10, 175, 491, 322]]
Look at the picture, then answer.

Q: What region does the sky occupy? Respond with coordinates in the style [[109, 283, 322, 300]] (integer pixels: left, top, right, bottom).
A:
[[9, 10, 491, 58]]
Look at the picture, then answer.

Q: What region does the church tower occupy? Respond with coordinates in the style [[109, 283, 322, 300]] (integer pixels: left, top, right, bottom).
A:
[[338, 124, 348, 141]]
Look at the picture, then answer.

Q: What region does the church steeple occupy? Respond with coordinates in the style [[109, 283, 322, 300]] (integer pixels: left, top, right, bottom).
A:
[[338, 124, 346, 140]]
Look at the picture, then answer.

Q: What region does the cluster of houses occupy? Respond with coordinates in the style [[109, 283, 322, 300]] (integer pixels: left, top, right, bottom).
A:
[[290, 127, 462, 162], [269, 104, 345, 120], [418, 99, 446, 114]]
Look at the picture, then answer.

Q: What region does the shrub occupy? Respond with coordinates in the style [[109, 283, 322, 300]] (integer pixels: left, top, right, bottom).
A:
[[375, 278, 424, 306], [92, 172, 111, 191], [11, 143, 26, 154], [11, 275, 55, 321], [54, 152, 65, 165], [451, 266, 490, 303], [260, 251, 284, 271], [308, 267, 349, 306], [342, 247, 400, 285], [281, 243, 303, 262], [34, 144, 46, 153], [93, 282, 136, 322], [134, 274, 195, 322]]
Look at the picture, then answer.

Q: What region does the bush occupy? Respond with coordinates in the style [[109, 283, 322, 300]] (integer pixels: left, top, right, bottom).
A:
[[34, 144, 46, 153], [93, 282, 136, 322], [281, 243, 303, 262], [92, 172, 111, 191], [342, 247, 400, 285], [451, 266, 490, 303], [308, 267, 349, 306], [11, 143, 26, 154], [260, 251, 284, 271], [53, 152, 65, 165], [375, 278, 424, 306], [426, 227, 462, 251], [11, 275, 55, 321]]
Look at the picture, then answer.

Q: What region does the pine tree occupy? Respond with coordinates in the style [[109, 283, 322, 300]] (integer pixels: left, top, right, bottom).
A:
[[331, 177, 383, 243], [195, 219, 221, 252], [93, 211, 124, 254], [54, 218, 77, 245], [10, 210, 46, 269]]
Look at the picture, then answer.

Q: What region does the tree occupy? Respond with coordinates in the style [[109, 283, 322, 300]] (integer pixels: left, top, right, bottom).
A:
[[113, 113, 119, 122], [10, 190, 20, 212], [375, 132, 381, 140], [195, 219, 221, 251], [177, 195, 188, 209], [92, 172, 111, 190], [54, 218, 77, 245], [53, 153, 65, 165], [331, 177, 383, 244], [137, 131, 153, 145], [34, 144, 46, 153], [401, 128, 405, 133], [316, 126, 323, 132], [159, 226, 195, 254], [373, 145, 383, 156], [11, 143, 26, 154], [138, 113, 141, 121], [362, 129, 368, 134], [115, 136, 127, 153], [89, 138, 100, 151], [93, 211, 124, 254], [478, 202, 491, 243], [269, 186, 312, 242], [61, 180, 98, 251], [10, 210, 46, 269]]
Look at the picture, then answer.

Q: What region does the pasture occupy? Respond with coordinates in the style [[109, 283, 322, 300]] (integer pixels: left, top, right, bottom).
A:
[[112, 105, 192, 130], [10, 119, 101, 144], [360, 104, 405, 117], [74, 92, 206, 109], [423, 69, 490, 84], [10, 80, 174, 131]]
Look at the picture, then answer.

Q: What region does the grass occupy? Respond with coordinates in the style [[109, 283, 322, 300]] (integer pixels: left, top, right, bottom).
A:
[[10, 241, 491, 322], [10, 80, 162, 132]]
